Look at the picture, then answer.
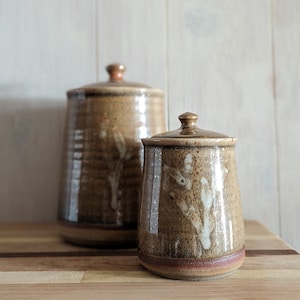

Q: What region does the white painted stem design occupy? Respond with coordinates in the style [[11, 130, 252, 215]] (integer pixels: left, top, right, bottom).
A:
[[167, 154, 215, 255], [100, 122, 132, 211]]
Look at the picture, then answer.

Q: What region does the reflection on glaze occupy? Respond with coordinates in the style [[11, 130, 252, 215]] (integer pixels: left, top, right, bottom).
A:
[[137, 95, 148, 138], [149, 147, 162, 234], [199, 177, 214, 250], [210, 148, 230, 252]]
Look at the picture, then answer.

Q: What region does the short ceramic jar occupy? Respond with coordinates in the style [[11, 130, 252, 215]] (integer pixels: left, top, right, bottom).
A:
[[138, 112, 245, 280], [58, 63, 166, 247]]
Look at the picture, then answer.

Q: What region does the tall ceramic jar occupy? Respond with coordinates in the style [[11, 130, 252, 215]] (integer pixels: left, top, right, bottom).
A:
[[58, 64, 166, 247], [138, 112, 244, 280]]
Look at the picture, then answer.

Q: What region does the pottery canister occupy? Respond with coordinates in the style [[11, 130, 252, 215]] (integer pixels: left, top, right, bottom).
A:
[[58, 63, 166, 247], [138, 112, 245, 280]]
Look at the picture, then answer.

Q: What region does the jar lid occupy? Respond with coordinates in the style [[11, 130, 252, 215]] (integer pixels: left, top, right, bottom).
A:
[[143, 112, 236, 146], [67, 63, 163, 98]]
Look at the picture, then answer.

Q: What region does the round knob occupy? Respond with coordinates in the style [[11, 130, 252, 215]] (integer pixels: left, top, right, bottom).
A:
[[179, 112, 198, 129], [106, 64, 126, 82]]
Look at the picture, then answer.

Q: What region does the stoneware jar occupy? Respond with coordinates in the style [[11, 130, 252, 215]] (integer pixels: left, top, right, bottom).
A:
[[58, 63, 166, 247], [138, 112, 244, 280]]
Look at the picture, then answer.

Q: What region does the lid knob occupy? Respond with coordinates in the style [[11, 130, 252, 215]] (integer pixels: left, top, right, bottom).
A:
[[179, 112, 198, 128], [178, 112, 198, 135], [150, 111, 229, 139], [106, 63, 126, 82]]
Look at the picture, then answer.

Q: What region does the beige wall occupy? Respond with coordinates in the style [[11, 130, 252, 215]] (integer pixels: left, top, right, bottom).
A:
[[0, 0, 299, 251]]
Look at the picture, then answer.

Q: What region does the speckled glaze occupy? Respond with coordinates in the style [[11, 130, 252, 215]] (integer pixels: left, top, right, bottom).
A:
[[138, 112, 244, 280], [58, 64, 166, 247]]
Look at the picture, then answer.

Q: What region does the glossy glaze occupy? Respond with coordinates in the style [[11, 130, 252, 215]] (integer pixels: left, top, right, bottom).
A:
[[138, 112, 244, 279], [58, 64, 166, 247]]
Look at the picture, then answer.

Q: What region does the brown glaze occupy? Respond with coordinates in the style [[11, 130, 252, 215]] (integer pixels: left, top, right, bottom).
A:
[[106, 64, 126, 82], [153, 111, 229, 139], [58, 64, 166, 247], [138, 112, 245, 280]]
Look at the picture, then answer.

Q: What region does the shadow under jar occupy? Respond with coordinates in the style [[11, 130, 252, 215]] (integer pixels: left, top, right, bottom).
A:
[[58, 64, 166, 247], [138, 112, 245, 280]]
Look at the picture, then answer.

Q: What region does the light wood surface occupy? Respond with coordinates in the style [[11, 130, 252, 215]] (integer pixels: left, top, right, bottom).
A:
[[0, 220, 294, 256], [1, 0, 300, 253], [0, 221, 299, 299]]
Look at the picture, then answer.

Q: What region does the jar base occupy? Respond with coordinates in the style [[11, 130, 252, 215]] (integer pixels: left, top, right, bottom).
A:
[[59, 221, 137, 248], [138, 247, 245, 281]]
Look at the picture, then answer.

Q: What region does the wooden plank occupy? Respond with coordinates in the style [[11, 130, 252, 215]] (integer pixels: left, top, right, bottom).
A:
[[245, 237, 296, 253], [0, 255, 299, 277], [0, 281, 299, 300], [0, 282, 299, 300], [0, 221, 296, 257], [273, 0, 300, 253], [0, 256, 299, 299], [0, 223, 136, 256], [0, 0, 97, 222], [167, 0, 279, 235], [0, 222, 297, 299], [244, 220, 298, 254], [244, 220, 276, 235]]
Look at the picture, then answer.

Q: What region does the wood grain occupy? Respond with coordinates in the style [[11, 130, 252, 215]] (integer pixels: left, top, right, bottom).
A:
[[0, 221, 295, 257], [0, 280, 299, 300], [0, 255, 299, 281], [0, 256, 299, 299], [0, 221, 298, 299]]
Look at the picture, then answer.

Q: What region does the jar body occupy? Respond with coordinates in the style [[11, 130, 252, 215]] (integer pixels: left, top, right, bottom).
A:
[[58, 90, 165, 246], [138, 141, 245, 279]]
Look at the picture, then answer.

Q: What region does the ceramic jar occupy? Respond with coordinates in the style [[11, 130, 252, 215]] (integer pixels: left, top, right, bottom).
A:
[[138, 112, 244, 280], [58, 63, 166, 247]]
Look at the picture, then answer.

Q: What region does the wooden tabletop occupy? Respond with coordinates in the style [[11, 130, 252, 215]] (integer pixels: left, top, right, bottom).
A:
[[0, 221, 299, 299]]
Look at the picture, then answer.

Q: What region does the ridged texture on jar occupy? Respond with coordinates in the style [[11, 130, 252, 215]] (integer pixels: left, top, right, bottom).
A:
[[59, 91, 165, 226]]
